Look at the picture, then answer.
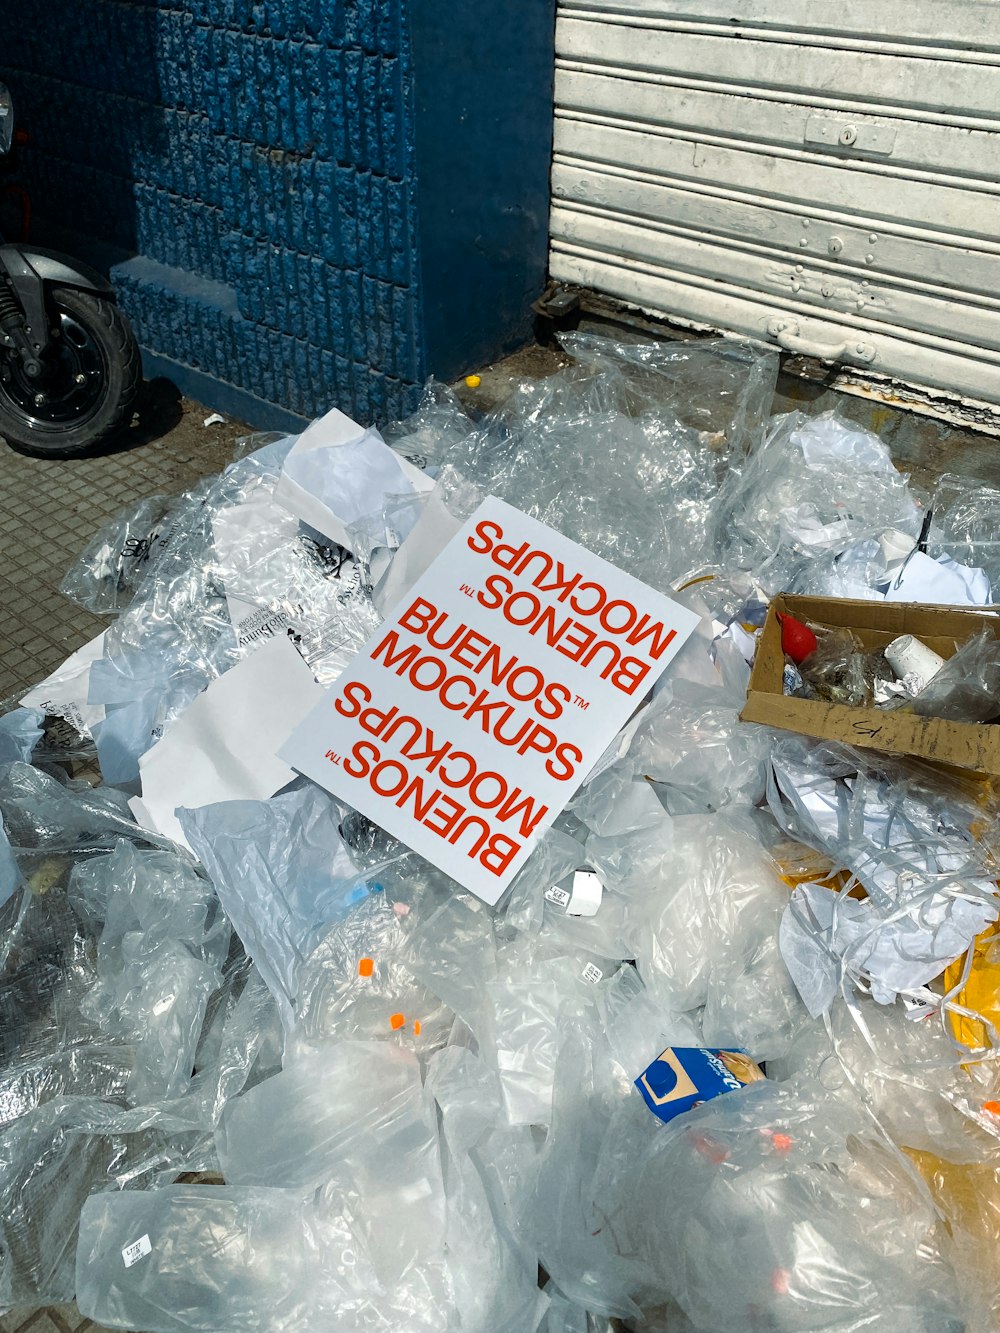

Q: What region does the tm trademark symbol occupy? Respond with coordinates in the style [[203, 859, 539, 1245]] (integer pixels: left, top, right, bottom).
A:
[[325, 750, 341, 764], [459, 583, 475, 597], [573, 695, 589, 710]]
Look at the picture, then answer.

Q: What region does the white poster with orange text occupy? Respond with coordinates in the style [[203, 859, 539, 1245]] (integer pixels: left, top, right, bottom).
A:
[[280, 497, 700, 904]]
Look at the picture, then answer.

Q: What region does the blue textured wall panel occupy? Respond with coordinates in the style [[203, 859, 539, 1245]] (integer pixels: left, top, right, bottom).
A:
[[0, 0, 554, 427], [409, 0, 556, 379]]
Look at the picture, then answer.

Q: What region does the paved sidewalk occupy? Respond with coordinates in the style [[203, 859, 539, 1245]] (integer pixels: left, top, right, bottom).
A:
[[0, 380, 253, 704]]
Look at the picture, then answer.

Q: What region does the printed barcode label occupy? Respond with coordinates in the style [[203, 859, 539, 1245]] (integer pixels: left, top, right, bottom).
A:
[[581, 962, 604, 984], [122, 1234, 151, 1268], [544, 886, 571, 908]]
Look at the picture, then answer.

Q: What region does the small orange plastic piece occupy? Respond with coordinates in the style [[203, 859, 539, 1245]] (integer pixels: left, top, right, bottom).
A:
[[982, 1101, 1000, 1117], [771, 1132, 794, 1154], [390, 1013, 405, 1030], [358, 958, 374, 978], [414, 1021, 422, 1036]]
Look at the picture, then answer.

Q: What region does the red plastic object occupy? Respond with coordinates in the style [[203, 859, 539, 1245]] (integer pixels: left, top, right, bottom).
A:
[[779, 614, 818, 665]]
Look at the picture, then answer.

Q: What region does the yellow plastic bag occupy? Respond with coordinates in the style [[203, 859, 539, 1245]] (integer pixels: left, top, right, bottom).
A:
[[944, 923, 1000, 1053]]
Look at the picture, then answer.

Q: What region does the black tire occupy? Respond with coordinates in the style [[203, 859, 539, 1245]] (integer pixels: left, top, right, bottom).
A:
[[0, 285, 141, 458]]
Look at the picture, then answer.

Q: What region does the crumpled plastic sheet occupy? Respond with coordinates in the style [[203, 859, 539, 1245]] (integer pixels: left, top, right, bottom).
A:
[[60, 496, 175, 616], [717, 409, 922, 593], [770, 737, 1000, 1011], [0, 763, 280, 1312], [425, 336, 779, 593], [8, 334, 1000, 1332], [177, 784, 407, 1034], [617, 1076, 964, 1332], [931, 471, 1000, 592], [909, 628, 1000, 723]]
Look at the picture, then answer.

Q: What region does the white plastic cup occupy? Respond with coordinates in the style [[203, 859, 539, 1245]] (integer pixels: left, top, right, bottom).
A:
[[878, 527, 916, 570], [884, 634, 946, 689]]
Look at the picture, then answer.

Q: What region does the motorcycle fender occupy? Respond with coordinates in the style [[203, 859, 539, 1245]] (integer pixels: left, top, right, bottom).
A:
[[3, 245, 114, 297], [0, 244, 115, 348]]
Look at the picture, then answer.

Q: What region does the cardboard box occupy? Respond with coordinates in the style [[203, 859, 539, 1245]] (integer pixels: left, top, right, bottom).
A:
[[740, 593, 1000, 774]]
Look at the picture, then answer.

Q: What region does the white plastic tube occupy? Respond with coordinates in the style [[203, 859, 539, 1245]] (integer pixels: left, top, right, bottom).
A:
[[884, 634, 946, 689]]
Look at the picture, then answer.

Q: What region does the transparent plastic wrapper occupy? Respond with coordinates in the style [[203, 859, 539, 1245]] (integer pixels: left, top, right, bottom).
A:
[[0, 760, 169, 869], [767, 1004, 1000, 1331], [786, 536, 886, 602], [907, 1149, 1000, 1333], [0, 707, 43, 765], [616, 1079, 963, 1332], [428, 334, 776, 589], [88, 649, 176, 784], [75, 1184, 377, 1333], [0, 765, 270, 1310], [591, 810, 804, 1058], [207, 466, 380, 677], [487, 935, 624, 1126], [217, 1041, 446, 1284], [525, 1012, 650, 1323], [380, 376, 474, 470], [769, 998, 1000, 1168], [541, 1288, 617, 1333], [931, 471, 1000, 591], [793, 623, 888, 707], [402, 890, 501, 1047], [907, 628, 1000, 723], [92, 446, 300, 772], [427, 1045, 549, 1333], [717, 409, 921, 583], [625, 678, 771, 813], [0, 820, 18, 908], [561, 332, 778, 456], [60, 495, 174, 615], [290, 890, 455, 1059], [177, 785, 405, 1031], [370, 466, 479, 616], [69, 840, 230, 1104]]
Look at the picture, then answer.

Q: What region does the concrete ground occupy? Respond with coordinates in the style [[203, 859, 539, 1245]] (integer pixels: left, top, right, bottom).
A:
[[0, 379, 255, 704], [0, 335, 998, 1333]]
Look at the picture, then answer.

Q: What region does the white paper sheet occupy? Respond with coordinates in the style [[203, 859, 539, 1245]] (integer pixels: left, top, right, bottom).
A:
[[21, 631, 107, 737], [274, 407, 433, 549], [128, 635, 325, 851], [882, 550, 991, 606]]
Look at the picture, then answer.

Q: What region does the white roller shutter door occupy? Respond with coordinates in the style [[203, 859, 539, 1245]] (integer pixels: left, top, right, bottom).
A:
[[549, 1, 1000, 414]]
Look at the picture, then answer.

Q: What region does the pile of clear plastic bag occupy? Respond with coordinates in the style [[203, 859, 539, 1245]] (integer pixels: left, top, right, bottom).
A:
[[4, 332, 1000, 1332]]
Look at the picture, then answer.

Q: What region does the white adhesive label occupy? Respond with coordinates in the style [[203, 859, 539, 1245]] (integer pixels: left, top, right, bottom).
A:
[[581, 962, 604, 985], [122, 1234, 151, 1268], [567, 870, 603, 918], [544, 885, 571, 909]]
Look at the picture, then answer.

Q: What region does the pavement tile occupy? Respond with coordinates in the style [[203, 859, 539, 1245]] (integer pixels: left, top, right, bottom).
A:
[[0, 387, 250, 701]]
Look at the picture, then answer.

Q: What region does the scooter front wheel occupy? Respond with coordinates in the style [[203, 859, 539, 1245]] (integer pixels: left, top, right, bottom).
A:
[[0, 285, 141, 457]]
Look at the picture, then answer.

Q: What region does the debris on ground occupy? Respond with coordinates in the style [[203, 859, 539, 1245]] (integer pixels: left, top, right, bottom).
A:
[[4, 334, 1000, 1332]]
